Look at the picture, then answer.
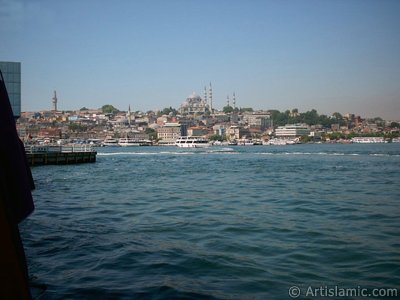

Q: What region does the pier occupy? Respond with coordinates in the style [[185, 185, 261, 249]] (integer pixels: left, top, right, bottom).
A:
[[25, 145, 97, 166]]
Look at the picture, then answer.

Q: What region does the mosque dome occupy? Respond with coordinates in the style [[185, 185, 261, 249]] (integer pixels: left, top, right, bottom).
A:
[[180, 90, 209, 114]]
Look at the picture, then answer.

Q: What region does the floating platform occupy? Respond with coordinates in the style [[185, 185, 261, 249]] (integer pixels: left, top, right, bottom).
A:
[[25, 145, 97, 166]]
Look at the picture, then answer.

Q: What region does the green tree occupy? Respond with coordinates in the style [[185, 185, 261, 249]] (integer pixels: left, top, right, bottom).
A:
[[68, 122, 85, 132], [223, 105, 234, 113], [101, 104, 119, 114], [158, 106, 178, 116], [239, 107, 253, 113], [332, 112, 343, 120], [302, 109, 319, 125], [80, 107, 89, 111], [209, 134, 225, 141], [145, 128, 157, 140]]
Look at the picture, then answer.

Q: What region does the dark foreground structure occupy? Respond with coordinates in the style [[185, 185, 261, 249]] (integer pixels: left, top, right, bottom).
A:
[[25, 145, 97, 166], [0, 70, 34, 299]]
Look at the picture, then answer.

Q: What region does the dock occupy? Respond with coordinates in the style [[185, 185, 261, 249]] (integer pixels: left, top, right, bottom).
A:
[[25, 145, 97, 166]]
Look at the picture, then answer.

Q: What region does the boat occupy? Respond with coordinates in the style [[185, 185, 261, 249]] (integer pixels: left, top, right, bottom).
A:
[[264, 138, 299, 145], [351, 137, 386, 143], [175, 136, 210, 148], [227, 140, 238, 146], [102, 138, 119, 147], [118, 138, 141, 147], [239, 139, 255, 146], [392, 137, 400, 143], [138, 139, 153, 146]]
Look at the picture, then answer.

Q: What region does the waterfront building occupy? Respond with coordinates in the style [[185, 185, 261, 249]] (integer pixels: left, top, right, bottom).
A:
[[0, 61, 21, 118], [187, 126, 209, 137], [275, 124, 310, 137], [180, 92, 209, 115], [156, 123, 181, 143], [212, 124, 228, 137], [226, 125, 251, 141], [242, 111, 272, 130]]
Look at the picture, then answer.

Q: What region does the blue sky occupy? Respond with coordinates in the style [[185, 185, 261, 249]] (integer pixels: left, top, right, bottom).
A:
[[1, 0, 399, 119]]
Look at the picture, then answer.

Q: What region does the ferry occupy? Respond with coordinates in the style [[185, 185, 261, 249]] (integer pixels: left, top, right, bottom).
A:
[[118, 138, 141, 147], [102, 138, 119, 147], [264, 138, 299, 145], [351, 137, 387, 143], [175, 136, 210, 148]]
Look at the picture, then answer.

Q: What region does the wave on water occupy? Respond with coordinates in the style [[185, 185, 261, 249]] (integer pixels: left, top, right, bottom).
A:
[[97, 152, 157, 156], [206, 147, 237, 154], [259, 151, 350, 156], [98, 151, 198, 156], [98, 150, 399, 157], [257, 151, 400, 157]]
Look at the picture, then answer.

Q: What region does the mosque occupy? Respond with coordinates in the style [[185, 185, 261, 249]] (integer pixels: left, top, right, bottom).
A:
[[179, 83, 213, 115]]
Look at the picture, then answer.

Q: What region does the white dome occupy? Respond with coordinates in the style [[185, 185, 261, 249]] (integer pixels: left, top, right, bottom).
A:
[[187, 92, 202, 100]]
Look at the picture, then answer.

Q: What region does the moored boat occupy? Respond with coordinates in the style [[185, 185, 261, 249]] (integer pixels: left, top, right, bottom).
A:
[[118, 138, 141, 147], [102, 138, 119, 147], [175, 136, 210, 148]]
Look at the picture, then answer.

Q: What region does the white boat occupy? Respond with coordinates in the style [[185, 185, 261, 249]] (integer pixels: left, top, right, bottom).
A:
[[102, 138, 119, 146], [264, 138, 299, 145], [227, 140, 238, 146], [351, 137, 386, 143], [175, 136, 210, 148], [118, 138, 141, 147], [392, 137, 400, 143], [239, 139, 255, 146]]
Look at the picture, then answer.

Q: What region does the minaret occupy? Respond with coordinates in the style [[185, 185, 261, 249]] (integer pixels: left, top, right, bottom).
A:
[[233, 92, 236, 109], [204, 86, 207, 103], [52, 90, 58, 111], [226, 95, 230, 107], [208, 82, 213, 113], [127, 105, 132, 127]]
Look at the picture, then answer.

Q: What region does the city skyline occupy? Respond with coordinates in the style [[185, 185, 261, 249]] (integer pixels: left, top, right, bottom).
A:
[[1, 0, 400, 120]]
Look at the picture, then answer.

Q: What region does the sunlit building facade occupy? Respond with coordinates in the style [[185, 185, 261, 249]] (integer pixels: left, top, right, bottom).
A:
[[275, 124, 310, 137]]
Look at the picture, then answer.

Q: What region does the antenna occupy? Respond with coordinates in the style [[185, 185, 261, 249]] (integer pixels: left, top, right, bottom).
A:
[[208, 82, 213, 113], [128, 105, 131, 127], [52, 90, 58, 111]]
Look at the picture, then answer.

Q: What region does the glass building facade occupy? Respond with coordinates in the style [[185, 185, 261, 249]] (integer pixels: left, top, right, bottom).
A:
[[0, 61, 21, 118]]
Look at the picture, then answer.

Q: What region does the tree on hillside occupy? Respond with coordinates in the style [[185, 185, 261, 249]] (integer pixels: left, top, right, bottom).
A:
[[101, 104, 119, 114], [223, 105, 234, 113], [302, 109, 319, 125], [145, 128, 157, 140], [239, 107, 253, 113], [158, 107, 178, 117], [332, 112, 343, 120]]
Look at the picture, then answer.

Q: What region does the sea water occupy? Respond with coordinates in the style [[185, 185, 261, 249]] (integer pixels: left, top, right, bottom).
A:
[[21, 143, 400, 299]]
